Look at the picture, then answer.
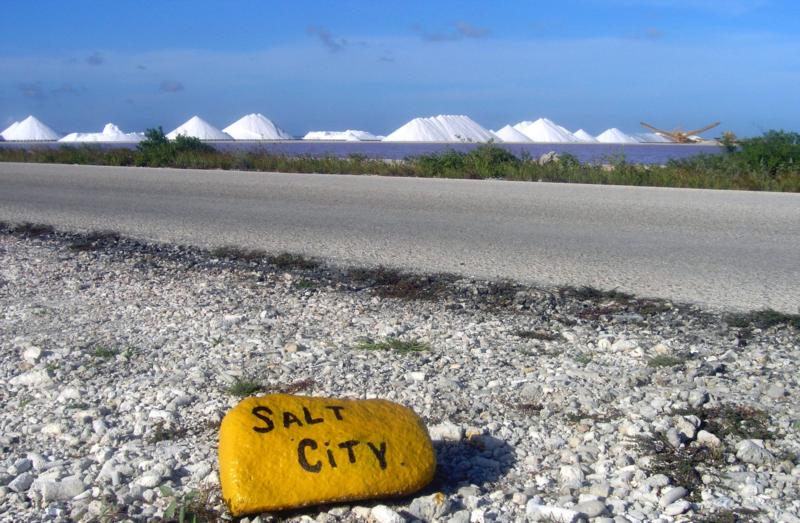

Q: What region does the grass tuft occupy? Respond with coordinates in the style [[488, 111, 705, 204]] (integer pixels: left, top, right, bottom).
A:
[[356, 338, 430, 353], [633, 432, 723, 501], [267, 252, 319, 270], [348, 266, 454, 300], [226, 378, 264, 397], [159, 485, 219, 523], [69, 230, 120, 251], [93, 346, 118, 359], [515, 403, 544, 415], [210, 245, 265, 262], [647, 354, 685, 367], [672, 403, 773, 441], [11, 222, 55, 237], [726, 309, 800, 329], [514, 329, 559, 341], [693, 508, 760, 523], [271, 378, 315, 394], [703, 405, 773, 441]]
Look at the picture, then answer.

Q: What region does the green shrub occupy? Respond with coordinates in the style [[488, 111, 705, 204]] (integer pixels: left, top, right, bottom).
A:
[[173, 134, 214, 153], [136, 127, 174, 166], [737, 130, 800, 175]]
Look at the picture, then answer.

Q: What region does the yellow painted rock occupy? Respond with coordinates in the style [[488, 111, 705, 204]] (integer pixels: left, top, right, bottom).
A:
[[218, 394, 436, 515]]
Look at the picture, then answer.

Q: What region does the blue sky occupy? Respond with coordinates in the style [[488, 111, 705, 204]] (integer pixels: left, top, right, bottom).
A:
[[1, 0, 798, 137]]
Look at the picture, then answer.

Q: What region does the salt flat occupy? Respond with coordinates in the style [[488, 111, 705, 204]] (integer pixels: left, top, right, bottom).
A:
[[0, 162, 798, 312]]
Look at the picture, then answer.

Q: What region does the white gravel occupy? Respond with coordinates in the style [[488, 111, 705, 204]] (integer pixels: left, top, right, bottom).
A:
[[1, 226, 799, 522]]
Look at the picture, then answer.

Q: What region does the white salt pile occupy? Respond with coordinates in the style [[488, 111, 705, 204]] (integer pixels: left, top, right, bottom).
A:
[[59, 123, 144, 143], [383, 115, 495, 142], [573, 129, 599, 143], [596, 128, 640, 144], [1, 121, 20, 140], [513, 118, 579, 143], [493, 125, 532, 143], [167, 116, 231, 140], [1, 115, 61, 141], [303, 130, 382, 141], [633, 132, 674, 143], [222, 113, 292, 140]]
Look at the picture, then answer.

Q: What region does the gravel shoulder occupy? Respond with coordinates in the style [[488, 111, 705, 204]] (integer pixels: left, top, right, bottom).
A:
[[1, 226, 799, 522]]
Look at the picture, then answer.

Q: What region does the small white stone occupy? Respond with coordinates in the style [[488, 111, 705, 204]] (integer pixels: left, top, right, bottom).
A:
[[370, 504, 404, 523], [407, 371, 426, 381], [41, 423, 62, 435], [562, 331, 578, 343], [57, 387, 82, 402], [10, 369, 51, 387], [611, 339, 638, 352], [136, 474, 162, 488], [659, 486, 687, 507], [574, 499, 607, 517], [9, 472, 34, 493], [736, 439, 773, 465], [559, 465, 585, 488], [663, 499, 691, 516], [428, 421, 464, 441], [652, 343, 671, 355], [526, 501, 580, 522], [40, 477, 85, 502], [696, 430, 721, 447], [511, 492, 529, 505], [283, 341, 304, 353], [22, 345, 43, 364]]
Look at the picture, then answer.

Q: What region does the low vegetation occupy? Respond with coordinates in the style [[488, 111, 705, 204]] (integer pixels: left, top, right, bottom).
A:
[[225, 378, 264, 397], [356, 338, 430, 353], [647, 354, 685, 368], [634, 432, 724, 501], [2, 129, 799, 191], [726, 309, 800, 329]]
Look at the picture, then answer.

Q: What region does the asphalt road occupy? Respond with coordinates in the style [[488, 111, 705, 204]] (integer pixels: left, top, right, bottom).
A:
[[1, 162, 798, 312]]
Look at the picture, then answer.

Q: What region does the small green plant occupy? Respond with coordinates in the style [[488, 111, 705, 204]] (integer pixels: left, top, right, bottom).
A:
[[267, 252, 319, 270], [347, 266, 454, 300], [515, 403, 543, 415], [159, 486, 217, 523], [574, 353, 593, 365], [68, 230, 120, 251], [45, 362, 58, 372], [703, 404, 772, 440], [726, 309, 800, 329], [93, 346, 118, 359], [148, 420, 188, 443], [96, 499, 124, 523], [210, 336, 224, 347], [210, 246, 264, 262], [295, 279, 317, 289], [633, 432, 723, 501], [514, 329, 559, 341], [356, 338, 430, 353], [647, 355, 684, 367], [226, 378, 264, 397], [693, 508, 760, 523], [11, 222, 55, 237]]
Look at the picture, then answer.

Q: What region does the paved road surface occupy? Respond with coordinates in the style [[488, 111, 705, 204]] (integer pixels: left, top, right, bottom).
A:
[[1, 162, 798, 312]]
